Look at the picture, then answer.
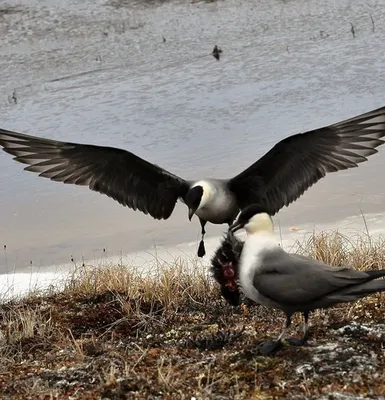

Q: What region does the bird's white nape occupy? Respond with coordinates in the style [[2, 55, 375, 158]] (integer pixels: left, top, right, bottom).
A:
[[244, 213, 274, 235], [192, 180, 216, 209]]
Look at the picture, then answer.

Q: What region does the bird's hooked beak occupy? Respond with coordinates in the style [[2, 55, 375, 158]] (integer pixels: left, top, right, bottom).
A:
[[229, 220, 244, 233], [227, 228, 238, 243], [188, 208, 196, 221]]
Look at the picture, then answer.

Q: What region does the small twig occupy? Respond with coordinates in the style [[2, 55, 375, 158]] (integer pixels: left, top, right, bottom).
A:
[[359, 208, 372, 247], [3, 244, 7, 275], [370, 13, 375, 32], [131, 343, 149, 372], [8, 90, 17, 104], [278, 220, 283, 249], [350, 23, 356, 38], [68, 328, 84, 359]]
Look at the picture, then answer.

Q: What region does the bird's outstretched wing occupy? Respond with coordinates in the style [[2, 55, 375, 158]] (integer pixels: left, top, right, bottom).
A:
[[0, 129, 190, 220], [229, 106, 385, 214]]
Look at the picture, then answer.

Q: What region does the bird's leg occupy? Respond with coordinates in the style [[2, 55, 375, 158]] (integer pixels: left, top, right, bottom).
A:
[[197, 219, 207, 257], [258, 315, 291, 355], [285, 311, 310, 346]]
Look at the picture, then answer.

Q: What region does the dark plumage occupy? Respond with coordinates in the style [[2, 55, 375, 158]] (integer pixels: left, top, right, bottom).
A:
[[0, 131, 190, 220], [212, 45, 222, 60], [228, 109, 385, 214], [210, 231, 244, 306], [1, 105, 385, 262]]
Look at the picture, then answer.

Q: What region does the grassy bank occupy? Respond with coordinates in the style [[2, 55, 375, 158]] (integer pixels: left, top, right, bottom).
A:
[[1, 230, 385, 399]]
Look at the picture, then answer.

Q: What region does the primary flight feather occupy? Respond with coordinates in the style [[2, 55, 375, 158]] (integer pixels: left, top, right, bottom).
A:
[[1, 105, 385, 258]]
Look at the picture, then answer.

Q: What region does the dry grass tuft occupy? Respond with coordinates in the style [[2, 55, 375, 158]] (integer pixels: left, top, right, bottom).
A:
[[295, 229, 385, 270], [1, 230, 385, 399], [1, 306, 54, 344], [63, 257, 217, 309]]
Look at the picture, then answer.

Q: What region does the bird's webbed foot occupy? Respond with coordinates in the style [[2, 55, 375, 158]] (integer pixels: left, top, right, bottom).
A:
[[284, 336, 308, 346], [258, 339, 283, 355]]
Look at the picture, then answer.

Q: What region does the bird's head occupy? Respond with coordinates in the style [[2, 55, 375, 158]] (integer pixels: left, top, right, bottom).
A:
[[185, 186, 204, 221], [230, 204, 273, 235], [185, 181, 215, 221]]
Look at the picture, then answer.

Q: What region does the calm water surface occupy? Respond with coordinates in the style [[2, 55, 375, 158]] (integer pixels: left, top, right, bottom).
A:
[[1, 0, 385, 271]]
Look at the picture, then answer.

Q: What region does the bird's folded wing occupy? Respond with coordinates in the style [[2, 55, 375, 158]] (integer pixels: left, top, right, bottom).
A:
[[252, 249, 371, 305], [229, 106, 385, 215], [0, 129, 190, 219]]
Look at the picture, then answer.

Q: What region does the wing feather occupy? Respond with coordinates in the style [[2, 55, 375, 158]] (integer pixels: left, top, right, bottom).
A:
[[0, 129, 190, 220], [230, 106, 385, 214], [253, 249, 372, 306]]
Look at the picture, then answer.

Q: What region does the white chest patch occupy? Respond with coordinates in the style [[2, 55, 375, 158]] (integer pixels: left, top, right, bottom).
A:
[[192, 180, 215, 208], [192, 180, 236, 223], [239, 233, 278, 303]]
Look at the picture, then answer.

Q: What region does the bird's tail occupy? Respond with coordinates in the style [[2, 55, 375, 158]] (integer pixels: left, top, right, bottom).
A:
[[365, 269, 385, 280], [326, 271, 385, 304], [210, 231, 244, 306]]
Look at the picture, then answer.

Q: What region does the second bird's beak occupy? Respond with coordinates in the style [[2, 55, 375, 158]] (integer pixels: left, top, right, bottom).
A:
[[229, 221, 243, 233], [188, 208, 195, 221]]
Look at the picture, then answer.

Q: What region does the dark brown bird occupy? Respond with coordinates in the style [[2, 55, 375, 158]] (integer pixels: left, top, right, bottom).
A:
[[0, 106, 385, 259], [212, 45, 222, 60]]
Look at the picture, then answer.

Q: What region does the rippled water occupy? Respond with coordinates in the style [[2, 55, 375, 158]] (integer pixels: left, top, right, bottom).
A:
[[1, 0, 385, 271]]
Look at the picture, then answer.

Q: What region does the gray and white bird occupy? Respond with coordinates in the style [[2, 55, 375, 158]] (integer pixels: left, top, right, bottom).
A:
[[1, 105, 385, 258], [229, 204, 385, 355]]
